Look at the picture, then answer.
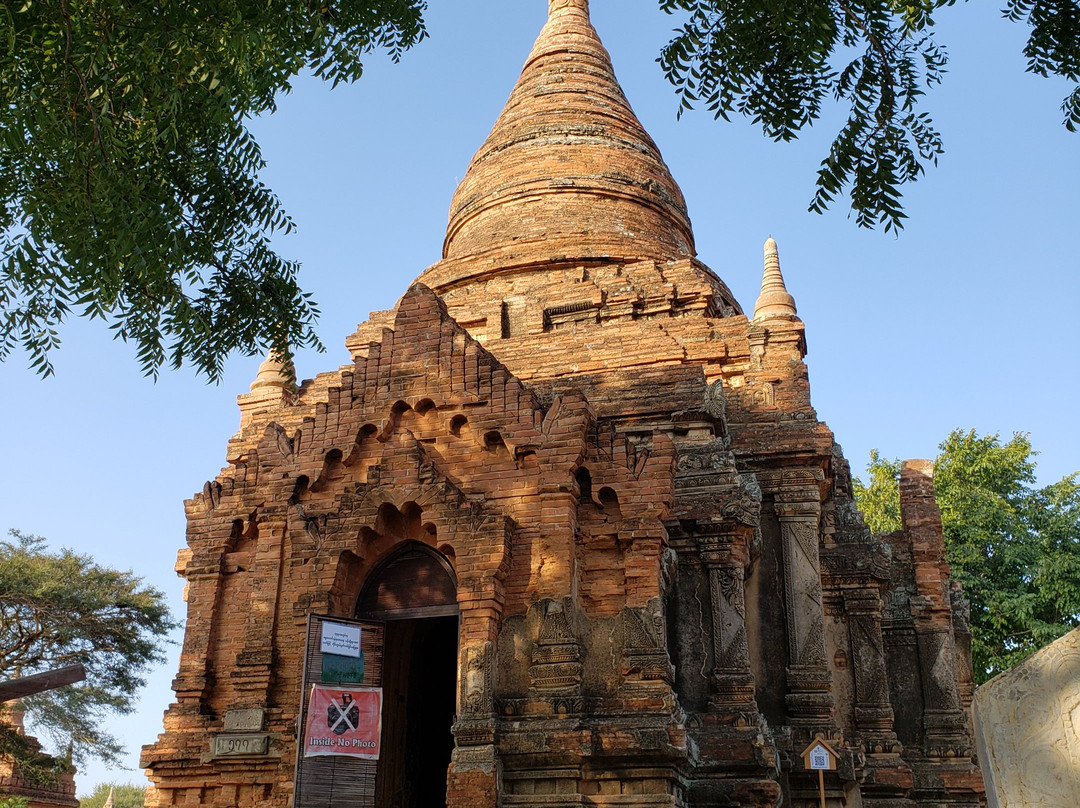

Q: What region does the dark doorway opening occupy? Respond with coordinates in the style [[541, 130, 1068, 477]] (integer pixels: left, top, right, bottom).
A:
[[356, 544, 460, 808], [375, 615, 458, 808]]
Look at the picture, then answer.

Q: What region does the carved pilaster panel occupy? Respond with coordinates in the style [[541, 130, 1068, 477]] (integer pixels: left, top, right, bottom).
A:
[[694, 521, 759, 717], [620, 600, 674, 688], [772, 497, 836, 736], [705, 562, 758, 714], [709, 561, 753, 698], [951, 583, 975, 710], [780, 519, 827, 671], [710, 564, 750, 672], [915, 626, 972, 760], [843, 591, 901, 754], [849, 614, 888, 708], [460, 641, 495, 719]]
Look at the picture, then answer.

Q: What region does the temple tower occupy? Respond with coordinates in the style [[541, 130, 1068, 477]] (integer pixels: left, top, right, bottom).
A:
[[142, 3, 986, 807]]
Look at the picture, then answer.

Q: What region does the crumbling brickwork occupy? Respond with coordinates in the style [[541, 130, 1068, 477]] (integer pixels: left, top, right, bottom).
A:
[[143, 1, 985, 806], [0, 708, 78, 808]]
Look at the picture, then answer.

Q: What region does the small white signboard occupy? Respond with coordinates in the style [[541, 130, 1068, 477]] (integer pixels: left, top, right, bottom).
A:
[[320, 622, 362, 658], [808, 744, 831, 771]]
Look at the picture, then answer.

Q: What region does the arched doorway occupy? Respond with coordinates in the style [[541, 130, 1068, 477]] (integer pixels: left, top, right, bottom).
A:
[[357, 544, 458, 808]]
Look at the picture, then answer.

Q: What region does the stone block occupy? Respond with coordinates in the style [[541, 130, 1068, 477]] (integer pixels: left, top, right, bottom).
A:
[[223, 707, 265, 732], [974, 626, 1080, 806]]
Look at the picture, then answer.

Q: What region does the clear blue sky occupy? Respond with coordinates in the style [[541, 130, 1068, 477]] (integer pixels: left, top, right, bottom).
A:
[[2, 0, 1077, 795]]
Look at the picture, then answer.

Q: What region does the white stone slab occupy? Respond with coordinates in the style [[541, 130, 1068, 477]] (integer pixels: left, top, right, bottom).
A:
[[974, 626, 1080, 807]]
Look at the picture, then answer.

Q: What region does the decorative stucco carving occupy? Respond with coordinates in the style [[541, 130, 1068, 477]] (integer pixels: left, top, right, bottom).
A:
[[976, 627, 1080, 807]]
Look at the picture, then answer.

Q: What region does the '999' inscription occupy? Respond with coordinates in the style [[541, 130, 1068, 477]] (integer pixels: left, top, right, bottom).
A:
[[212, 734, 270, 757]]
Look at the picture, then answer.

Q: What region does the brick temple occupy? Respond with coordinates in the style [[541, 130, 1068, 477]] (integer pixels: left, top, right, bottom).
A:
[[142, 2, 987, 805]]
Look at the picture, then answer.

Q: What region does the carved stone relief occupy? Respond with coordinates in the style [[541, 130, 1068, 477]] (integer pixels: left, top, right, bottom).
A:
[[781, 520, 827, 669], [915, 625, 971, 759], [620, 599, 674, 686], [529, 599, 584, 694], [461, 641, 495, 717], [976, 627, 1080, 807], [843, 592, 901, 753]]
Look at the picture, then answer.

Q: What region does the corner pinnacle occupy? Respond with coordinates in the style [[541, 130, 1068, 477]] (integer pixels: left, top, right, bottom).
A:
[[250, 349, 295, 391], [753, 237, 798, 320]]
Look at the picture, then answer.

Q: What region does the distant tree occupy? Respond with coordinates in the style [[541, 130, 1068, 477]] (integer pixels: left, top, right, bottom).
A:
[[0, 531, 177, 779], [852, 449, 902, 535], [854, 430, 1080, 682], [79, 783, 147, 808]]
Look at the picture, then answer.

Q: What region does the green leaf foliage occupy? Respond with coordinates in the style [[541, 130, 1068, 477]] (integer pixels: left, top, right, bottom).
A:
[[80, 783, 147, 808], [0, 531, 178, 770], [0, 798, 31, 808], [658, 0, 1078, 232], [854, 430, 1080, 682], [0, 0, 427, 378], [852, 449, 901, 534]]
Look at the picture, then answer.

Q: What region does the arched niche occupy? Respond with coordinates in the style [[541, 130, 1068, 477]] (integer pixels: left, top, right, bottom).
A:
[[355, 543, 459, 621]]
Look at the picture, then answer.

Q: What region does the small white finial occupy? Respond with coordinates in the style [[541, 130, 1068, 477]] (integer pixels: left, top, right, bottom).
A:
[[103, 787, 116, 808], [250, 349, 294, 391], [753, 237, 797, 320]]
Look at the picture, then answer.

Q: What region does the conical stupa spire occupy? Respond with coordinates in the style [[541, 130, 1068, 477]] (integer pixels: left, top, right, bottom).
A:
[[442, 0, 694, 264], [753, 237, 797, 320], [103, 787, 115, 808]]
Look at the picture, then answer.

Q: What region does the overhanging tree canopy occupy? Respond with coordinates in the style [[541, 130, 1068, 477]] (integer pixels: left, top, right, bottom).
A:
[[1, 0, 427, 379], [1, 0, 1076, 378], [659, 0, 1080, 231]]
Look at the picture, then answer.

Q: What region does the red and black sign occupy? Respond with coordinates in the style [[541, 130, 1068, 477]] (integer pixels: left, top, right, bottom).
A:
[[303, 684, 382, 759]]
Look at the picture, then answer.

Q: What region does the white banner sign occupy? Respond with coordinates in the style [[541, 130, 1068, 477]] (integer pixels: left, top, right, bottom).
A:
[[320, 622, 362, 658]]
